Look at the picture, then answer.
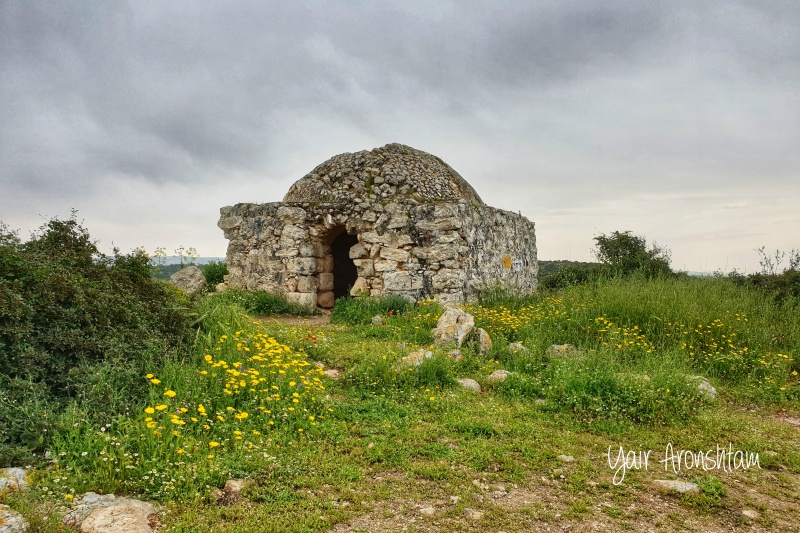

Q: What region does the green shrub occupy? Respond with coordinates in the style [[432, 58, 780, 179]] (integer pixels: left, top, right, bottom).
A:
[[206, 288, 313, 316], [593, 230, 674, 279], [0, 216, 194, 457], [694, 475, 727, 500], [495, 350, 708, 425], [202, 260, 228, 290], [331, 295, 413, 325], [540, 263, 606, 290]]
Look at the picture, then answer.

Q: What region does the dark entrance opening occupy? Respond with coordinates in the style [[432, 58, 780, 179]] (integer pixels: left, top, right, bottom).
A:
[[331, 232, 359, 299]]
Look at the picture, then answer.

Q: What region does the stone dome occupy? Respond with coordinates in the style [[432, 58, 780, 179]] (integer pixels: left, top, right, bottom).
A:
[[283, 143, 484, 205]]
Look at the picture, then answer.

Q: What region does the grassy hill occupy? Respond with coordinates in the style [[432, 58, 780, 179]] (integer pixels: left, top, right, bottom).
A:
[[4, 278, 800, 531]]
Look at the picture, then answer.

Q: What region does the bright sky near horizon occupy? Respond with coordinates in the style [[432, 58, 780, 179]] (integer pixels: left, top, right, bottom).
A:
[[2, 1, 798, 274]]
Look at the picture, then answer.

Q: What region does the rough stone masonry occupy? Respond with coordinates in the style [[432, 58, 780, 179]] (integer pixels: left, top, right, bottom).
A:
[[218, 143, 537, 309]]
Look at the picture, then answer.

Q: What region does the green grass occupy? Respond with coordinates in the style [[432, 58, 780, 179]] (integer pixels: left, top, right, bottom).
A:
[[4, 276, 800, 531]]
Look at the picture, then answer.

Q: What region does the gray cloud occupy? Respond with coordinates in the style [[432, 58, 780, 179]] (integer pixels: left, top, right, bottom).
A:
[[1, 0, 798, 271]]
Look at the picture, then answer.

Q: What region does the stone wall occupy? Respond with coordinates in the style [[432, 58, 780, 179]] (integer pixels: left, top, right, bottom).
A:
[[218, 199, 537, 308]]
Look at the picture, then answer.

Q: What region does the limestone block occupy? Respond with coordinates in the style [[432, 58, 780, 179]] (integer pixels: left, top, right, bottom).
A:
[[0, 467, 29, 494], [412, 243, 458, 261], [0, 503, 27, 532], [487, 369, 511, 383], [274, 248, 299, 258], [456, 378, 481, 392], [281, 224, 308, 241], [317, 291, 335, 309], [170, 266, 206, 298], [380, 247, 410, 262], [397, 234, 415, 246], [286, 292, 317, 310], [360, 231, 398, 247], [687, 375, 717, 401], [417, 218, 461, 231], [284, 277, 298, 292], [321, 254, 334, 273], [359, 231, 382, 243], [508, 342, 529, 355], [350, 277, 371, 296], [374, 259, 398, 272], [383, 271, 422, 291], [432, 307, 474, 347], [276, 206, 307, 224], [475, 328, 492, 354], [395, 349, 433, 370], [436, 231, 460, 243], [653, 480, 699, 494], [298, 242, 322, 257], [217, 215, 242, 230], [370, 277, 384, 290], [81, 502, 154, 533], [432, 268, 464, 290], [349, 242, 368, 259], [62, 492, 156, 531], [297, 275, 318, 293], [287, 257, 317, 275], [433, 204, 459, 218], [318, 272, 334, 291], [353, 259, 375, 277]]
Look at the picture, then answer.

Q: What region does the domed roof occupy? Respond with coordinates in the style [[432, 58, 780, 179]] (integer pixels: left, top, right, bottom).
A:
[[283, 143, 484, 205]]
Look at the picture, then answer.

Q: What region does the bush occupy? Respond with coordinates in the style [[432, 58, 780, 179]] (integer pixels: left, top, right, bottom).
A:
[[0, 215, 194, 457], [202, 260, 228, 290], [206, 288, 313, 316], [331, 295, 414, 325], [593, 230, 673, 279]]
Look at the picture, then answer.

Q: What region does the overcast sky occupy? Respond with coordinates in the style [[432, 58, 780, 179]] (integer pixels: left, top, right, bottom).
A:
[[2, 0, 798, 273]]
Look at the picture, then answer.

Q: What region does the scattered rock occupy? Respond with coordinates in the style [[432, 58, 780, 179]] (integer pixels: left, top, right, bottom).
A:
[[323, 369, 340, 379], [0, 468, 29, 494], [534, 398, 546, 405], [0, 504, 28, 533], [687, 375, 717, 401], [169, 266, 206, 298], [448, 349, 463, 362], [456, 378, 481, 392], [471, 479, 489, 491], [432, 307, 474, 347], [487, 369, 511, 383], [742, 509, 761, 519], [475, 328, 492, 354], [558, 455, 575, 462], [462, 508, 484, 520], [215, 282, 228, 293], [395, 349, 433, 370], [63, 492, 156, 532], [653, 480, 699, 494], [508, 342, 529, 354], [371, 315, 384, 326], [418, 506, 436, 517], [449, 495, 460, 504], [545, 344, 580, 357], [212, 479, 254, 505]]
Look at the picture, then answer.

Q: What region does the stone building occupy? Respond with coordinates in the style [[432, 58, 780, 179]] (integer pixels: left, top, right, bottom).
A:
[[218, 143, 537, 309]]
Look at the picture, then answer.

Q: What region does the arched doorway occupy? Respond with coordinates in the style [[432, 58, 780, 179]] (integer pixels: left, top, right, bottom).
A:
[[329, 230, 358, 299]]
